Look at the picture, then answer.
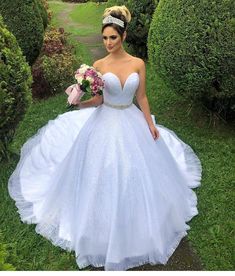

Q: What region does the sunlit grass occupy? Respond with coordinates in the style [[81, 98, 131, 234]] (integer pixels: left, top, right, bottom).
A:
[[49, 0, 107, 36]]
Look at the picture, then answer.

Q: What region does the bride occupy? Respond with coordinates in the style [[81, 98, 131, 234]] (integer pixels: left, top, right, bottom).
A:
[[8, 5, 202, 271], [79, 7, 159, 141]]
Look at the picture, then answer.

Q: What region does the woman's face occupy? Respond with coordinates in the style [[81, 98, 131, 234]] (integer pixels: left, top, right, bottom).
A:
[[102, 26, 126, 52]]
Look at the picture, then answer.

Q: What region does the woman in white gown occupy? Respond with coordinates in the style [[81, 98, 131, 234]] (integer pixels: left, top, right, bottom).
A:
[[8, 5, 202, 271]]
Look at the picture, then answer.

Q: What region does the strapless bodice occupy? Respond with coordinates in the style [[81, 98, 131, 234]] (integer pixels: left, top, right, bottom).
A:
[[102, 72, 140, 106]]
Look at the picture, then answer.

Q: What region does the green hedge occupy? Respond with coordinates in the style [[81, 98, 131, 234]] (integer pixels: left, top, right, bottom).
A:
[[0, 16, 32, 161], [148, 0, 235, 121], [125, 0, 158, 59], [37, 0, 49, 29], [62, 0, 88, 2], [0, 0, 44, 65], [62, 0, 108, 2]]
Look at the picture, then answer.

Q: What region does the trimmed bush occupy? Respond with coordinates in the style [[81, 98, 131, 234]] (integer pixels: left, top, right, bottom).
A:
[[31, 53, 78, 99], [37, 0, 49, 29], [32, 27, 80, 98], [41, 0, 53, 23], [31, 57, 50, 99], [106, 0, 126, 8], [125, 0, 158, 59], [42, 27, 66, 56], [0, 16, 32, 161], [0, 0, 44, 65], [62, 0, 88, 2], [42, 51, 79, 96], [148, 0, 235, 120], [42, 0, 52, 22], [89, 0, 108, 2]]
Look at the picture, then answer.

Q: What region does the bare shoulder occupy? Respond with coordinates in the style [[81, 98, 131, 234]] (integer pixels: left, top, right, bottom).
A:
[[130, 56, 145, 72], [135, 57, 145, 68], [92, 59, 102, 70], [92, 57, 107, 71]]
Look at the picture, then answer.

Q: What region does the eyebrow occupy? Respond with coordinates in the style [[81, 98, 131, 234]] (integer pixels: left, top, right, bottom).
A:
[[102, 35, 117, 37]]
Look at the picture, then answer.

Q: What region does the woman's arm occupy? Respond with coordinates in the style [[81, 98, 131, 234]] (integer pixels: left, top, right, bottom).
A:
[[136, 59, 160, 140], [78, 61, 103, 109], [78, 94, 103, 108], [135, 60, 155, 127]]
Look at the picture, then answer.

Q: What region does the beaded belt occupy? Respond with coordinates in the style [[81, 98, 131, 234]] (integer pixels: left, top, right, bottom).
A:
[[103, 101, 132, 109]]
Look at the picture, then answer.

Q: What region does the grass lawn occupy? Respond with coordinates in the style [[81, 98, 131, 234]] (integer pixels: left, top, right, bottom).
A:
[[69, 2, 107, 35], [49, 0, 105, 36], [0, 0, 234, 271]]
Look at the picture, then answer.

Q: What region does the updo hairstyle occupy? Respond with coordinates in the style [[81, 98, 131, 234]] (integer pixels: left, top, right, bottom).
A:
[[102, 5, 131, 40]]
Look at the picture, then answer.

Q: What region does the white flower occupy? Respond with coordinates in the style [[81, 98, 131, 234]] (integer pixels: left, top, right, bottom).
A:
[[76, 76, 83, 83], [80, 64, 87, 68], [86, 76, 94, 83], [79, 67, 87, 74], [79, 64, 90, 74]]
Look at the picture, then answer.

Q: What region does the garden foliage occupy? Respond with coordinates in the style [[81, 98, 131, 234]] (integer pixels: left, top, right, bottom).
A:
[[32, 27, 80, 98], [0, 16, 32, 161], [148, 0, 235, 120], [0, 0, 45, 65]]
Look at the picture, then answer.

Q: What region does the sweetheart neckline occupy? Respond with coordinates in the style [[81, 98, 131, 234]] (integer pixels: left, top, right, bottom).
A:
[[102, 72, 139, 91]]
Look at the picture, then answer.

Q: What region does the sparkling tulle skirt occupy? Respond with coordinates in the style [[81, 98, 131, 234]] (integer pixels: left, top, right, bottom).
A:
[[8, 103, 202, 271]]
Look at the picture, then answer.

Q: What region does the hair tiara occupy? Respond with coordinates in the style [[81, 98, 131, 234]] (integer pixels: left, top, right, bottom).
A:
[[102, 15, 124, 28]]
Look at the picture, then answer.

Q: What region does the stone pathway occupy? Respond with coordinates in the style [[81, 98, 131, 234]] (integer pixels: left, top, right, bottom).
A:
[[75, 34, 107, 62], [49, 1, 203, 271], [54, 1, 107, 62]]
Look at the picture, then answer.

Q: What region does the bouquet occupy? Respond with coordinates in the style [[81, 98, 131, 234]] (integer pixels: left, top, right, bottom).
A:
[[65, 64, 104, 108]]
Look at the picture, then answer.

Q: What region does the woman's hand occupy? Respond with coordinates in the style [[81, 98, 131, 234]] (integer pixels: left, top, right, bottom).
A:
[[149, 124, 160, 140], [77, 101, 83, 109]]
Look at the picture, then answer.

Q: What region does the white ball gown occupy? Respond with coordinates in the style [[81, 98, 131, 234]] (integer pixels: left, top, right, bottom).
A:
[[8, 71, 202, 271]]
